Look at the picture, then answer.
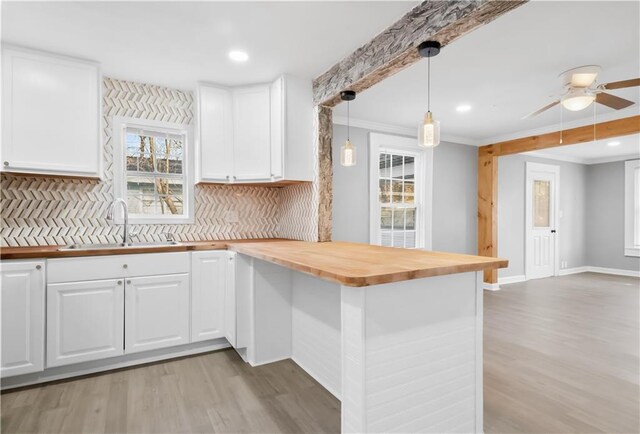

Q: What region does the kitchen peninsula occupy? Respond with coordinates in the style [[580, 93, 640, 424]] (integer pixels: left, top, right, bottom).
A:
[[1, 240, 506, 433]]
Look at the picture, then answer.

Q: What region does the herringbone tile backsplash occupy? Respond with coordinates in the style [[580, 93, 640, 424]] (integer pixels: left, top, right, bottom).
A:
[[1, 77, 316, 247]]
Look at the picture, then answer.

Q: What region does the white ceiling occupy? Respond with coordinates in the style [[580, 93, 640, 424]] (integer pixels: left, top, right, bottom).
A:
[[333, 1, 640, 145], [523, 133, 640, 165], [1, 1, 417, 90]]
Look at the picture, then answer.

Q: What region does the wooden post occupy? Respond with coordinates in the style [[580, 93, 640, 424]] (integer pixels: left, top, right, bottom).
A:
[[478, 151, 497, 284]]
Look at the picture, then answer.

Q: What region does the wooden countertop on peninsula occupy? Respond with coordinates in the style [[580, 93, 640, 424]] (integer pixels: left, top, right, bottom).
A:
[[228, 241, 508, 286], [1, 240, 507, 287]]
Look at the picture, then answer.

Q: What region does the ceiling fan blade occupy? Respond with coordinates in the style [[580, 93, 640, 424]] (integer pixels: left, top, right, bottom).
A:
[[596, 92, 635, 110], [522, 100, 560, 119], [602, 78, 640, 90]]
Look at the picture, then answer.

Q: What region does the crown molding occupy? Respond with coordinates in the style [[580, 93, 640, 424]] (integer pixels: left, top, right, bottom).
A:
[[332, 116, 477, 146]]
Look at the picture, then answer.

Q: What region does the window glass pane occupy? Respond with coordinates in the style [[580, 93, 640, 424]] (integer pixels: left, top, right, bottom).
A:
[[392, 155, 404, 179], [379, 153, 391, 178], [379, 179, 391, 204], [127, 176, 155, 195], [127, 194, 156, 215], [380, 207, 392, 229], [392, 180, 403, 203], [393, 208, 406, 231], [404, 156, 415, 180], [137, 153, 154, 172], [406, 208, 416, 230], [404, 181, 415, 204], [533, 180, 550, 227], [158, 196, 183, 215]]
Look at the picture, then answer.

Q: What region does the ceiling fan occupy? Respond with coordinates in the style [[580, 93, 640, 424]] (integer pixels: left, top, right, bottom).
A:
[[523, 65, 640, 119]]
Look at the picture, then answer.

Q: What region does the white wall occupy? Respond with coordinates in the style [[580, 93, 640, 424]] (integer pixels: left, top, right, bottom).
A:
[[586, 161, 640, 272], [498, 154, 588, 278], [332, 124, 478, 254]]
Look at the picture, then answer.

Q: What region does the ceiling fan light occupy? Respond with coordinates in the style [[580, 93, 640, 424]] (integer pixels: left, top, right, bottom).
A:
[[571, 72, 598, 88], [561, 88, 596, 111]]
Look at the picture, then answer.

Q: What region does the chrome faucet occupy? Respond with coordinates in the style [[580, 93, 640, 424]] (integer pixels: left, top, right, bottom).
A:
[[107, 198, 129, 245]]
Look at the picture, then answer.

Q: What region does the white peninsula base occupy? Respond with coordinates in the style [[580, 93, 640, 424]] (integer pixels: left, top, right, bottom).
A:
[[235, 255, 484, 434]]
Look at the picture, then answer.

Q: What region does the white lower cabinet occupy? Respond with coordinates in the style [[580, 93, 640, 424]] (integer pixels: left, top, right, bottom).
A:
[[125, 274, 190, 354], [191, 251, 232, 343], [1, 261, 46, 378], [47, 279, 124, 367]]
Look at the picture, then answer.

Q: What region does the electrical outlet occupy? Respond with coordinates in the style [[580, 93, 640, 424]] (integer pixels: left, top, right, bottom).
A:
[[225, 210, 239, 223]]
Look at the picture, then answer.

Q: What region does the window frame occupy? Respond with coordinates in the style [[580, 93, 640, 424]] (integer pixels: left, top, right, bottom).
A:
[[112, 116, 194, 224], [369, 132, 433, 249], [624, 159, 640, 257]]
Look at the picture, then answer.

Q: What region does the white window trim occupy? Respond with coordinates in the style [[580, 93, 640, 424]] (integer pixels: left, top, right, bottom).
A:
[[112, 116, 194, 224], [624, 159, 640, 257], [369, 132, 433, 249]]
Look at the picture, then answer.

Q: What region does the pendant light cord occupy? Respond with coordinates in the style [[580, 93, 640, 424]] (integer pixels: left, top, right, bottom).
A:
[[347, 100, 350, 141], [427, 55, 431, 112]]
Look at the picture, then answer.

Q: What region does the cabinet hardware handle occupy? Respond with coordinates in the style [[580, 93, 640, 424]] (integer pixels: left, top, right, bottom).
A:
[[123, 264, 128, 269], [117, 280, 123, 285], [3, 161, 8, 167], [127, 280, 131, 284], [36, 265, 42, 270], [226, 175, 230, 180], [232, 176, 237, 180]]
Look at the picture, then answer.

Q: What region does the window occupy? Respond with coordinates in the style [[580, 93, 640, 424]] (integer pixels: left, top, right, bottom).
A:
[[624, 159, 640, 257], [369, 133, 432, 249], [113, 117, 193, 224]]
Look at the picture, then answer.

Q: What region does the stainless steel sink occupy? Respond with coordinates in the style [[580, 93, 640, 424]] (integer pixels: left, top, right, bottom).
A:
[[58, 241, 179, 251]]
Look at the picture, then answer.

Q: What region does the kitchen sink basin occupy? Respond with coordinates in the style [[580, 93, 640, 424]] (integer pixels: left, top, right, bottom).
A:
[[58, 241, 179, 251]]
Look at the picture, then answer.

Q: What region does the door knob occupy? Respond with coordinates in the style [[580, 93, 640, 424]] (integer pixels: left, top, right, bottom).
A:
[[126, 280, 131, 284], [3, 161, 8, 167], [123, 264, 128, 269], [36, 265, 42, 270], [117, 280, 123, 285], [551, 230, 556, 233]]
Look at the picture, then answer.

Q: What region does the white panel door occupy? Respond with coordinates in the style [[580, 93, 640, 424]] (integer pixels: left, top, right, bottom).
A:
[[232, 85, 271, 181], [198, 84, 234, 182], [1, 46, 101, 178], [47, 279, 124, 367], [224, 253, 237, 346], [125, 274, 190, 354], [1, 261, 45, 378], [526, 162, 559, 280], [191, 252, 227, 343]]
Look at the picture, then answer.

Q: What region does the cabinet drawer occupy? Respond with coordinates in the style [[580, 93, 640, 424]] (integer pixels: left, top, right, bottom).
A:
[[47, 252, 190, 283]]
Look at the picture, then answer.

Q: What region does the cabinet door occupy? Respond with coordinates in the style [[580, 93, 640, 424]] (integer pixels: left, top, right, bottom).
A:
[[191, 252, 227, 343], [232, 85, 271, 181], [125, 274, 190, 354], [1, 47, 101, 178], [198, 84, 234, 182], [270, 77, 284, 180], [47, 279, 124, 367], [1, 261, 45, 378], [224, 253, 237, 347]]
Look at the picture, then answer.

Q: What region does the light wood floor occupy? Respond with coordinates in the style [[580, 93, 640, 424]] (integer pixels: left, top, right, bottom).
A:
[[484, 272, 640, 434], [2, 272, 638, 433]]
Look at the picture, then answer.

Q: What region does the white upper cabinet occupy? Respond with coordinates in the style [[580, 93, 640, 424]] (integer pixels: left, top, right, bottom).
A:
[[196, 75, 312, 184], [1, 261, 45, 378], [1, 46, 102, 178], [232, 85, 272, 181], [197, 84, 233, 182]]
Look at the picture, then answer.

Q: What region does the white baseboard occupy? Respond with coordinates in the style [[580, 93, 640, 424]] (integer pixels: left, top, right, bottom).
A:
[[558, 266, 591, 276], [587, 266, 640, 278], [483, 282, 500, 291], [559, 266, 639, 278], [498, 275, 526, 285]]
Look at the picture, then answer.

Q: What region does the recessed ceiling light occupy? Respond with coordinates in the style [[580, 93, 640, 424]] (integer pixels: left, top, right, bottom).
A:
[[456, 104, 472, 113], [228, 50, 249, 63], [607, 141, 621, 147]]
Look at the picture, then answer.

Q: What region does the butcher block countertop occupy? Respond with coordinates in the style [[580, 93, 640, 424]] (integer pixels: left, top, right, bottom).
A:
[[1, 239, 507, 286], [229, 241, 507, 286]]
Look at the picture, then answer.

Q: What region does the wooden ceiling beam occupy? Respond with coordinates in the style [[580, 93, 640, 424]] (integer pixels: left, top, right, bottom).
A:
[[312, 0, 527, 107], [480, 115, 640, 157]]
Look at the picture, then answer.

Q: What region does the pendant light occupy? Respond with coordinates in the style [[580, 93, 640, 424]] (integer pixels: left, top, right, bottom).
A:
[[418, 40, 441, 148], [340, 90, 357, 166]]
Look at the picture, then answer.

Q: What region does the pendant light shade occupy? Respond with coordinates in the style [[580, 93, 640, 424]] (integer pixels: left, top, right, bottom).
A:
[[418, 40, 441, 148], [340, 90, 357, 167], [419, 111, 440, 148]]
